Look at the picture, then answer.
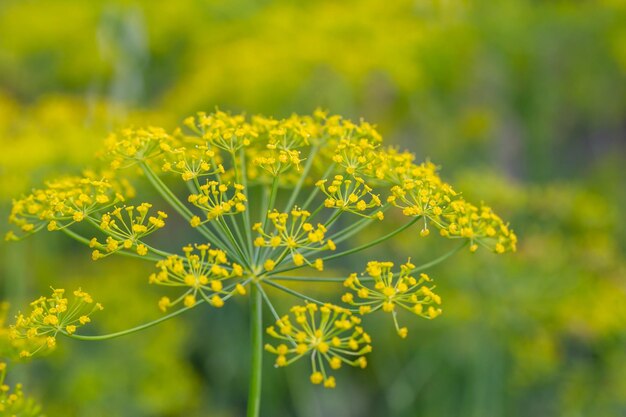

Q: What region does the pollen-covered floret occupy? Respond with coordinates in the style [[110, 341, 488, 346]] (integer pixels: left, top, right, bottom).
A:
[[342, 260, 442, 338], [161, 144, 226, 181], [331, 135, 381, 177], [253, 208, 332, 271], [254, 113, 313, 149], [249, 114, 314, 177], [386, 162, 516, 252], [439, 200, 517, 253], [252, 147, 303, 177], [6, 172, 129, 241], [188, 182, 247, 225], [89, 203, 168, 260], [184, 110, 258, 153], [149, 244, 247, 311], [104, 126, 173, 169], [386, 162, 459, 233], [265, 303, 372, 388], [9, 288, 103, 358], [316, 175, 384, 219], [373, 147, 417, 183]]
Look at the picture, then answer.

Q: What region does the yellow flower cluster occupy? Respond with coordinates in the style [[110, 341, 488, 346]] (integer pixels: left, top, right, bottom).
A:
[[6, 109, 518, 395], [265, 303, 371, 388], [342, 260, 442, 338], [188, 182, 247, 226], [439, 201, 518, 253], [104, 127, 173, 169], [0, 362, 43, 416], [316, 175, 384, 219], [248, 116, 311, 179], [253, 147, 303, 177], [184, 111, 258, 153], [9, 289, 102, 358], [89, 203, 168, 260], [161, 145, 225, 182], [6, 172, 128, 240], [180, 111, 317, 184], [375, 148, 417, 184], [254, 114, 314, 148], [96, 108, 515, 254], [387, 161, 459, 236], [150, 244, 247, 311], [316, 115, 382, 173], [386, 161, 517, 252], [253, 208, 334, 271], [331, 137, 381, 177], [177, 110, 385, 185]]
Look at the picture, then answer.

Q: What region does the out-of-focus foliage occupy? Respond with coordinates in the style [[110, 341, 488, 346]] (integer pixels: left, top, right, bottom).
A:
[[0, 361, 43, 416], [2, 0, 624, 178], [0, 0, 624, 416], [365, 170, 626, 417]]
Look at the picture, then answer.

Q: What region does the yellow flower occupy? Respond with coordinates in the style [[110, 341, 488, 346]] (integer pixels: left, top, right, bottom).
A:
[[7, 172, 130, 240], [5, 109, 517, 400], [150, 244, 247, 311], [254, 208, 333, 271], [316, 175, 383, 219], [0, 362, 43, 414], [343, 260, 442, 338], [265, 303, 371, 388], [103, 126, 173, 169], [188, 181, 247, 221], [88, 204, 168, 260], [10, 288, 102, 357]]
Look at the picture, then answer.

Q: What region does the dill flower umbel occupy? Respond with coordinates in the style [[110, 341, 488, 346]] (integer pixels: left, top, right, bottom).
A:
[[0, 362, 43, 416], [9, 289, 102, 358], [149, 244, 247, 310], [7, 109, 516, 414], [265, 303, 371, 388], [6, 171, 131, 239], [253, 208, 332, 271], [89, 203, 168, 260], [342, 260, 441, 338]]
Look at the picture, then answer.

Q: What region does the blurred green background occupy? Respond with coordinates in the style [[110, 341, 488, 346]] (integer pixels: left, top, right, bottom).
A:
[[1, 0, 625, 416]]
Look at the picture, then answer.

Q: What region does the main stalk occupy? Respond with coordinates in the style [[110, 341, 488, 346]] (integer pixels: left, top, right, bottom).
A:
[[247, 284, 263, 417]]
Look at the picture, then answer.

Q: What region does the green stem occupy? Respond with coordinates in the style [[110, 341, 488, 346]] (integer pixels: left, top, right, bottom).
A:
[[323, 209, 343, 230], [284, 145, 318, 212], [255, 283, 280, 322], [239, 148, 254, 258], [228, 150, 252, 259], [263, 280, 326, 305], [330, 203, 391, 244], [301, 162, 336, 210], [270, 216, 422, 275], [141, 162, 195, 220], [264, 177, 280, 228], [269, 242, 467, 282], [247, 285, 263, 417], [255, 177, 279, 266], [61, 228, 163, 263], [141, 162, 228, 250], [408, 241, 469, 274], [323, 216, 421, 262], [217, 217, 251, 269], [62, 303, 197, 341], [269, 276, 359, 283]]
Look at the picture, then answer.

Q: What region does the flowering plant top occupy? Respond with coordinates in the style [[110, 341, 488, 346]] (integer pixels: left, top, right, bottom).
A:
[[6, 109, 515, 415]]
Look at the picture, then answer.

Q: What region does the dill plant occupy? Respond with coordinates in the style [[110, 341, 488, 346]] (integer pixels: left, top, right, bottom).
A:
[[0, 361, 43, 416], [6, 110, 516, 416]]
